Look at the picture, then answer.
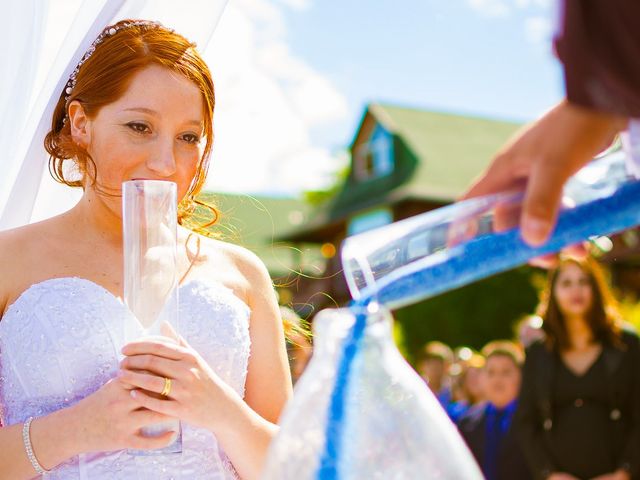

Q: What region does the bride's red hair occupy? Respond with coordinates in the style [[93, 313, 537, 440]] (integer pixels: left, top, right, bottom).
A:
[[44, 20, 217, 232]]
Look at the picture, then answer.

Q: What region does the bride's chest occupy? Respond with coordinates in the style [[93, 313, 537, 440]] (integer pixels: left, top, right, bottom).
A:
[[0, 278, 251, 426]]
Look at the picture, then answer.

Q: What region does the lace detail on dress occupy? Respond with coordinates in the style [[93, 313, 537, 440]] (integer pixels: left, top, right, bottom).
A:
[[220, 451, 241, 479], [0, 277, 251, 479]]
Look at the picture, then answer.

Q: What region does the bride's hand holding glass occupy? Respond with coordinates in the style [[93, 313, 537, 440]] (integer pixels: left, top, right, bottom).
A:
[[118, 336, 241, 433], [68, 375, 178, 453]]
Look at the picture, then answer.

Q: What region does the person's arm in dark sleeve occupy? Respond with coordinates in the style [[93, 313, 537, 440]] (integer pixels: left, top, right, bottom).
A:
[[617, 333, 640, 477], [555, 0, 640, 117], [514, 346, 556, 480]]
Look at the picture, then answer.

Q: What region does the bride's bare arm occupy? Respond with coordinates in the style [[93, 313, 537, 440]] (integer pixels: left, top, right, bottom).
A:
[[0, 378, 175, 480], [221, 247, 293, 477], [0, 408, 81, 480]]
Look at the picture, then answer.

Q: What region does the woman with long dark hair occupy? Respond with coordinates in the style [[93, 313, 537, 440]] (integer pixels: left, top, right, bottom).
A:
[[516, 256, 640, 480]]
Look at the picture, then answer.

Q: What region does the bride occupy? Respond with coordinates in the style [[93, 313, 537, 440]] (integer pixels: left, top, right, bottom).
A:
[[0, 20, 292, 479]]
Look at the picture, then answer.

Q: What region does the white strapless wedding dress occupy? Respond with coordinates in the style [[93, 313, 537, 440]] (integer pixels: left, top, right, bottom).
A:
[[0, 277, 251, 479]]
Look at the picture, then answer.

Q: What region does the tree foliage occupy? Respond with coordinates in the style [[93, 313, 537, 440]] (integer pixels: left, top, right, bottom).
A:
[[394, 267, 539, 362]]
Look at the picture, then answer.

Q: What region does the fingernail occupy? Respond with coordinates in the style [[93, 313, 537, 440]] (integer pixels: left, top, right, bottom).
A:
[[130, 390, 137, 398], [522, 214, 550, 246]]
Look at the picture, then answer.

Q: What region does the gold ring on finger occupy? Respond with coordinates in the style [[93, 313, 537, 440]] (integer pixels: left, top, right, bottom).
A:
[[160, 377, 172, 397]]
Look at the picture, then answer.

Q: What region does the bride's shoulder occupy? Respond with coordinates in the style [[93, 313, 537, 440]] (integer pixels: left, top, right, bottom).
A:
[[0, 223, 38, 261], [0, 219, 65, 310], [0, 223, 43, 315], [201, 235, 269, 279], [0, 218, 60, 254], [188, 232, 273, 299]]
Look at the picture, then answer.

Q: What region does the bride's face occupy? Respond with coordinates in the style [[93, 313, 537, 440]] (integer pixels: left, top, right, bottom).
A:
[[69, 63, 206, 213]]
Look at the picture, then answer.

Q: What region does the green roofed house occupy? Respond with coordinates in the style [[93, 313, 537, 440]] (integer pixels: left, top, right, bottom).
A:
[[279, 102, 524, 316], [200, 103, 640, 351]]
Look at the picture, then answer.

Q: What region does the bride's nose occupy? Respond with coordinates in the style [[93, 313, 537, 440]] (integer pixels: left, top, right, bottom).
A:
[[146, 137, 177, 177]]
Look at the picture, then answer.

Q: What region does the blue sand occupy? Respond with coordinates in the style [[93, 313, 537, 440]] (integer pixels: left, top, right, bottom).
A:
[[368, 180, 640, 309], [317, 308, 368, 480]]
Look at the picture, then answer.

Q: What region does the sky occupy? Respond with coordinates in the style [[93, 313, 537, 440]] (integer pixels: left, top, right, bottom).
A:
[[204, 0, 564, 195], [39, 0, 566, 198]]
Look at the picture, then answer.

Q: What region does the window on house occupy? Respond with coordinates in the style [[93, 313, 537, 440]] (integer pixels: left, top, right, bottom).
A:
[[355, 124, 394, 180], [347, 208, 393, 236]]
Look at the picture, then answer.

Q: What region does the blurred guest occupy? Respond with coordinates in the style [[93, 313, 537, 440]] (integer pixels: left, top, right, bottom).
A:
[[460, 352, 486, 406], [448, 351, 486, 422], [516, 314, 546, 348], [417, 341, 454, 407], [458, 341, 530, 480], [516, 256, 640, 480]]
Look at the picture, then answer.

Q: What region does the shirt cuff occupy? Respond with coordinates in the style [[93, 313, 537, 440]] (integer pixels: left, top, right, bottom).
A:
[[622, 119, 640, 178]]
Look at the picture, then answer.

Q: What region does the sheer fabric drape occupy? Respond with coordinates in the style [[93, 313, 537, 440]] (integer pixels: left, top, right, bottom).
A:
[[0, 0, 228, 231]]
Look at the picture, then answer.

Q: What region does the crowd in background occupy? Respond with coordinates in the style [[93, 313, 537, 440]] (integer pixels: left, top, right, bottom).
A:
[[416, 256, 640, 480]]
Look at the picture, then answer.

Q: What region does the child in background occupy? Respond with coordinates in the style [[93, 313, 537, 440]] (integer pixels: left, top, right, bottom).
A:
[[416, 341, 454, 408], [458, 341, 531, 480], [448, 349, 486, 422]]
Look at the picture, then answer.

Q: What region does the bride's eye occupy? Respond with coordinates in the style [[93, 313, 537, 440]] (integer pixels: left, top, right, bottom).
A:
[[126, 122, 151, 134], [181, 133, 201, 144]]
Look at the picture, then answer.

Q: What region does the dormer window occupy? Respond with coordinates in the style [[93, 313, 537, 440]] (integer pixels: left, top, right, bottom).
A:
[[354, 124, 394, 180], [347, 207, 393, 236]]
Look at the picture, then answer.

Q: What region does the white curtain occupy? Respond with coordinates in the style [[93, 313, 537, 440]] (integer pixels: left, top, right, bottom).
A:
[[0, 0, 229, 231]]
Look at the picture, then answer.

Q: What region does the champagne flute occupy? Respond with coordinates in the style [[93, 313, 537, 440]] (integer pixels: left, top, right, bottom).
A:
[[122, 179, 181, 455]]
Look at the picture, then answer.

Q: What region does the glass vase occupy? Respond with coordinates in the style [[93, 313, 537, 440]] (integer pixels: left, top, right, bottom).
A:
[[262, 305, 483, 479]]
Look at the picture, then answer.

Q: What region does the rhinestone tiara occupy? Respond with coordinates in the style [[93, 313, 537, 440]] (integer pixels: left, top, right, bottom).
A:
[[63, 20, 167, 104]]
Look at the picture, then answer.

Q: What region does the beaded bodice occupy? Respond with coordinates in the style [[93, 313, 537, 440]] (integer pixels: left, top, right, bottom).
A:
[[0, 277, 251, 479]]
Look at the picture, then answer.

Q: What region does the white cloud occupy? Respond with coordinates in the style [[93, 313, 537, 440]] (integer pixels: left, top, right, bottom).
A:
[[274, 0, 312, 11], [203, 0, 349, 194], [234, 0, 286, 38], [524, 15, 553, 45], [466, 0, 511, 17], [465, 0, 555, 46], [256, 42, 348, 125], [270, 147, 347, 195], [467, 0, 554, 17], [516, 0, 553, 8]]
